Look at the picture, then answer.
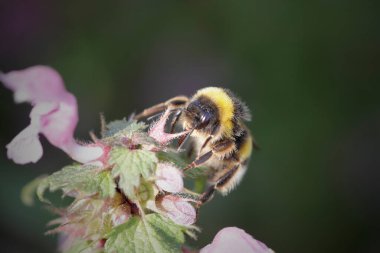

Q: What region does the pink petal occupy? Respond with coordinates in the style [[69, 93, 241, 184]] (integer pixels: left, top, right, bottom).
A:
[[40, 95, 78, 148], [156, 163, 184, 193], [63, 141, 105, 165], [0, 65, 67, 104], [200, 227, 274, 253], [6, 102, 57, 164], [6, 125, 42, 164], [111, 205, 131, 226], [160, 195, 196, 226], [148, 109, 189, 146], [1, 66, 105, 165]]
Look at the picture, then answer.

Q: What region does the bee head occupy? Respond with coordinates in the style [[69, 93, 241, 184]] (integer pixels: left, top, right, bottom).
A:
[[184, 99, 217, 133]]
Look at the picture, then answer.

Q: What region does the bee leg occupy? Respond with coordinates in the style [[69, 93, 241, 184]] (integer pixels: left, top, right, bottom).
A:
[[183, 150, 213, 171], [170, 191, 200, 202], [134, 96, 189, 120], [198, 164, 240, 205], [198, 186, 216, 205], [170, 110, 182, 133], [184, 138, 234, 171], [211, 138, 235, 156], [198, 136, 212, 156]]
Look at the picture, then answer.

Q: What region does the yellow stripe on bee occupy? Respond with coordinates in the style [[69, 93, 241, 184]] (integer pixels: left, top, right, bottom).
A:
[[239, 135, 253, 161], [195, 87, 234, 136]]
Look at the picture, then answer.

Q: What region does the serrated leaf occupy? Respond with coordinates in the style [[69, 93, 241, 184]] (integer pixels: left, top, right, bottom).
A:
[[97, 171, 117, 198], [104, 119, 147, 138], [123, 121, 148, 136], [45, 164, 97, 192], [110, 147, 157, 199], [104, 118, 130, 137], [105, 214, 185, 253], [36, 165, 116, 202]]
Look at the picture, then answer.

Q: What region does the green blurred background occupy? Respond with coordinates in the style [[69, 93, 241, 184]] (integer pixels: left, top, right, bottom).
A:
[[1, 1, 379, 252]]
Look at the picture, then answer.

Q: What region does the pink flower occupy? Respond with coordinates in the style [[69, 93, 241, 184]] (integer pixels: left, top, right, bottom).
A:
[[159, 195, 196, 226], [155, 163, 184, 193], [200, 227, 274, 253], [0, 65, 104, 165], [111, 204, 131, 226], [148, 108, 189, 146]]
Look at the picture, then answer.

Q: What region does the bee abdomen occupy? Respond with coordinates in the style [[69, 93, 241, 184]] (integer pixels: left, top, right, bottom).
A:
[[216, 164, 248, 195], [234, 127, 253, 162]]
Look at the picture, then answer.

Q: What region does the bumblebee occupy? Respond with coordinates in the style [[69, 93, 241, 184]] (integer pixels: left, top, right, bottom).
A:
[[135, 87, 254, 204]]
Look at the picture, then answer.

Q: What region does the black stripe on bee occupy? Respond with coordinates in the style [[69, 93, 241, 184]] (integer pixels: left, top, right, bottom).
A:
[[224, 88, 251, 122], [232, 121, 245, 137], [234, 128, 248, 151]]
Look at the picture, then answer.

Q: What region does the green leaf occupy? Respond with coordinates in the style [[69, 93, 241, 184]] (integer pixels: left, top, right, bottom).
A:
[[97, 171, 117, 198], [136, 180, 155, 204], [45, 164, 96, 192], [104, 119, 147, 138], [36, 164, 116, 203], [105, 214, 185, 253], [110, 147, 157, 199]]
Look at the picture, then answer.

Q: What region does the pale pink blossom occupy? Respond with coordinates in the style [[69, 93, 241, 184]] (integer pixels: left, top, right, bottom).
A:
[[111, 204, 131, 226], [0, 66, 104, 165], [148, 109, 189, 145], [160, 195, 196, 226], [155, 163, 184, 193], [200, 227, 274, 253]]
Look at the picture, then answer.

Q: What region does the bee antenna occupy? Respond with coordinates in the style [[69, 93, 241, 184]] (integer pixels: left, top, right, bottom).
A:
[[147, 112, 165, 121]]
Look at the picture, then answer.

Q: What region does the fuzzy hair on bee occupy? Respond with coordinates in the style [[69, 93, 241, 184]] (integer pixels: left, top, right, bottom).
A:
[[135, 87, 255, 204]]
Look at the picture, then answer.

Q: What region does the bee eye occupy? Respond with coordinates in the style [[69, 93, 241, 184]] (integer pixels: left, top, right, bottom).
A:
[[196, 113, 211, 129]]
